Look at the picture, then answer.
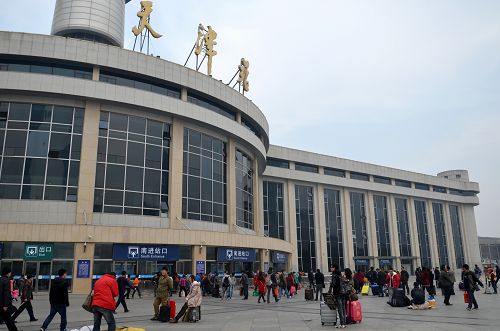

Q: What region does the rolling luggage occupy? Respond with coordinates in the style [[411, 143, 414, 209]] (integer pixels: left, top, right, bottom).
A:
[[305, 288, 314, 301], [361, 285, 369, 295], [320, 301, 337, 326], [169, 300, 176, 318], [371, 284, 380, 296], [189, 306, 200, 323], [346, 300, 362, 324], [159, 304, 171, 322], [486, 283, 494, 294], [390, 288, 405, 307]]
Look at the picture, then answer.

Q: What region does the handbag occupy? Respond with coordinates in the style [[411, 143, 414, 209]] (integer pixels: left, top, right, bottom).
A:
[[82, 290, 94, 313], [464, 292, 469, 303]]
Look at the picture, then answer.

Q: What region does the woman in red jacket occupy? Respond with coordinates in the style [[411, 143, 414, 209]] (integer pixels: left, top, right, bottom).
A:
[[255, 272, 266, 304], [420, 268, 431, 295]]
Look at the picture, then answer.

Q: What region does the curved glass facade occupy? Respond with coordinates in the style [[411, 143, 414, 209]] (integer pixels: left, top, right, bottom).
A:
[[295, 185, 315, 271], [395, 198, 412, 257], [236, 149, 253, 229], [263, 181, 284, 239], [93, 112, 170, 216], [324, 189, 343, 269], [182, 128, 227, 223], [0, 103, 83, 201]]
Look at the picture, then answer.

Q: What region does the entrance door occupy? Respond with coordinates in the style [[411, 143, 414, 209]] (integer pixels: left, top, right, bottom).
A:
[[114, 262, 138, 277], [24, 261, 52, 293]]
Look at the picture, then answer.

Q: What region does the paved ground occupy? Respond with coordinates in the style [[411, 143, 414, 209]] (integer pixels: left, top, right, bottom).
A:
[[4, 288, 499, 331]]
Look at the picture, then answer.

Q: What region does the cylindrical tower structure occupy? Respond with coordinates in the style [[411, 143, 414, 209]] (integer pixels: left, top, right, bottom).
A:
[[51, 0, 128, 47]]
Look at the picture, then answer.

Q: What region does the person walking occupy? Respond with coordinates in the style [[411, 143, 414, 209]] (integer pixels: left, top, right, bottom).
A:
[[286, 272, 294, 297], [114, 271, 133, 313], [152, 273, 159, 298], [385, 268, 400, 303], [124, 276, 133, 299], [213, 272, 220, 298], [420, 267, 430, 296], [40, 269, 69, 331], [12, 274, 37, 322], [329, 264, 346, 329], [439, 265, 453, 306], [314, 269, 324, 301], [265, 268, 279, 303], [228, 272, 236, 299], [132, 276, 142, 299], [308, 269, 316, 292], [1, 267, 19, 331], [151, 267, 173, 321], [255, 272, 266, 304], [463, 264, 484, 311], [355, 270, 365, 288], [179, 275, 187, 297], [170, 275, 202, 323], [377, 268, 387, 297], [400, 266, 410, 295], [278, 270, 289, 299], [488, 268, 497, 294], [221, 271, 230, 301], [92, 272, 118, 331], [434, 267, 441, 289], [241, 271, 249, 300]]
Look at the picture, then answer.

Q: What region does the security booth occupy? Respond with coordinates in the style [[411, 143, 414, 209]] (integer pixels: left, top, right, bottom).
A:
[[354, 259, 370, 273], [270, 251, 288, 272], [379, 259, 393, 271]]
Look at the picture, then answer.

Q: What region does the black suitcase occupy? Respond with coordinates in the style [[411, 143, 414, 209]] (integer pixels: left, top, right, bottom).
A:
[[305, 288, 314, 300], [371, 285, 380, 296], [159, 304, 171, 322], [390, 288, 405, 307]]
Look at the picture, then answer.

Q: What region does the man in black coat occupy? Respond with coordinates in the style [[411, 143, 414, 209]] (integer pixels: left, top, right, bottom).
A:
[[12, 274, 36, 322], [400, 267, 410, 294], [314, 269, 324, 301], [114, 271, 133, 313], [308, 269, 316, 292], [0, 267, 18, 331], [377, 269, 387, 297], [40, 269, 69, 331]]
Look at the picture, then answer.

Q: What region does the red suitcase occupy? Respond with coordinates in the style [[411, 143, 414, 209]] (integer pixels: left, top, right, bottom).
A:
[[169, 299, 176, 318], [346, 300, 362, 323]]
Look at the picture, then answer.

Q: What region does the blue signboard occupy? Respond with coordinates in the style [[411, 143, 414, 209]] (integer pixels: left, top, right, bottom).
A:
[[264, 262, 269, 274], [273, 251, 288, 263], [217, 247, 256, 262], [354, 259, 370, 265], [77, 260, 91, 278], [113, 244, 180, 261], [379, 259, 393, 265], [0, 243, 3, 260], [196, 261, 205, 275]]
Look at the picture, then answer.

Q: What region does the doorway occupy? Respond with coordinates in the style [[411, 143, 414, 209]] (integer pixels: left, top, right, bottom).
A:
[[24, 261, 51, 293]]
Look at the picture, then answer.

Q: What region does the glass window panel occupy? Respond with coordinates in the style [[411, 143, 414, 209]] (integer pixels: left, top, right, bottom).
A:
[[26, 131, 49, 157], [52, 67, 75, 77], [104, 206, 123, 213], [188, 130, 201, 147], [201, 135, 212, 150], [124, 207, 142, 215], [135, 80, 152, 91], [188, 153, 200, 176], [144, 169, 160, 193], [147, 120, 162, 138], [95, 163, 105, 188], [52, 106, 73, 124], [107, 139, 126, 164], [162, 148, 169, 171], [53, 243, 75, 259], [213, 181, 222, 203], [128, 133, 144, 142], [108, 131, 126, 139], [125, 191, 142, 207], [161, 171, 168, 195], [30, 64, 53, 74], [74, 108, 84, 133], [143, 209, 159, 216], [127, 142, 144, 166], [68, 161, 80, 186], [46, 159, 69, 185], [29, 123, 50, 131], [97, 138, 107, 162], [125, 166, 143, 191], [4, 130, 27, 156], [21, 185, 44, 199], [0, 184, 21, 198], [71, 134, 82, 159], [49, 133, 71, 159], [105, 164, 125, 190], [145, 144, 161, 169], [67, 187, 77, 201], [1, 157, 24, 183], [51, 124, 72, 133], [23, 158, 47, 184], [8, 103, 30, 121], [9, 62, 30, 72], [8, 122, 28, 129], [129, 117, 145, 135], [104, 190, 123, 205], [93, 189, 103, 212], [109, 113, 128, 131], [201, 156, 212, 179], [143, 194, 159, 208], [31, 104, 52, 122], [0, 129, 4, 155], [187, 176, 200, 199], [44, 186, 66, 200], [146, 136, 162, 145], [116, 76, 135, 87], [201, 178, 212, 201]]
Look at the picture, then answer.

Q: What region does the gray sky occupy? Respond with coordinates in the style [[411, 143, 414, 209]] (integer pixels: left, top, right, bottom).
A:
[[2, 0, 499, 236]]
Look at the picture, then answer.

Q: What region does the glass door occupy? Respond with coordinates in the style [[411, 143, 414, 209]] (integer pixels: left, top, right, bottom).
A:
[[38, 262, 51, 292]]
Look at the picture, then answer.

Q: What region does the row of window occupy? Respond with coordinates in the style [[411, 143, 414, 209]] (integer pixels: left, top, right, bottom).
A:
[[266, 158, 478, 197], [0, 59, 92, 79]]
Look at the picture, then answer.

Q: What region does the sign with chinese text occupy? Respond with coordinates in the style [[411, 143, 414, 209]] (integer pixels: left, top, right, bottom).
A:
[[113, 244, 179, 261], [264, 262, 269, 274], [354, 259, 369, 265], [273, 251, 288, 263], [24, 243, 54, 260], [379, 259, 393, 265], [196, 261, 205, 275], [77, 260, 91, 278], [217, 248, 256, 262]]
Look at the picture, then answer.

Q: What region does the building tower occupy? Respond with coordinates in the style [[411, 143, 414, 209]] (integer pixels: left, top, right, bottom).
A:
[[50, 0, 132, 47]]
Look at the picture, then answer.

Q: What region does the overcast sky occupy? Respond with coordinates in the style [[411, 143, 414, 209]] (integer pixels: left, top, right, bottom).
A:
[[1, 1, 499, 237]]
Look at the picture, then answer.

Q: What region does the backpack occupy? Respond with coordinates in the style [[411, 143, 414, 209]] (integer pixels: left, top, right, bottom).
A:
[[265, 275, 272, 287], [353, 277, 360, 292], [222, 276, 230, 288], [339, 276, 351, 295], [279, 274, 286, 288], [202, 276, 209, 285]]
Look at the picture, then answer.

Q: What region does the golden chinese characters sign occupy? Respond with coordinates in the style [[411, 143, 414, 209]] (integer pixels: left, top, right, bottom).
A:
[[237, 58, 250, 92], [132, 1, 162, 38], [194, 24, 217, 76]]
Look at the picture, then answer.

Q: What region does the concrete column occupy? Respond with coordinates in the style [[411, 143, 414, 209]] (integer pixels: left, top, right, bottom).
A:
[[289, 161, 295, 170], [227, 138, 237, 233], [168, 117, 184, 229], [181, 87, 187, 101], [287, 179, 298, 271], [388, 194, 401, 270], [236, 112, 242, 124], [191, 245, 206, 275], [408, 197, 421, 270], [72, 243, 94, 293], [366, 192, 378, 262], [369, 175, 374, 182], [76, 101, 100, 225], [443, 202, 457, 269], [459, 204, 472, 264], [342, 189, 354, 270], [253, 160, 260, 234], [345, 171, 350, 179], [260, 249, 267, 272], [92, 66, 100, 81], [426, 199, 440, 268], [318, 166, 324, 175], [390, 179, 395, 186], [316, 184, 328, 273]]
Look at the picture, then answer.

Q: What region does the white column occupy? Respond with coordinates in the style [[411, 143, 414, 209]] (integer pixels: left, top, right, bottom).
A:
[[388, 194, 401, 270], [342, 189, 354, 270], [443, 202, 457, 269], [316, 184, 329, 273], [366, 192, 378, 266], [287, 179, 298, 271], [408, 197, 421, 271]]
